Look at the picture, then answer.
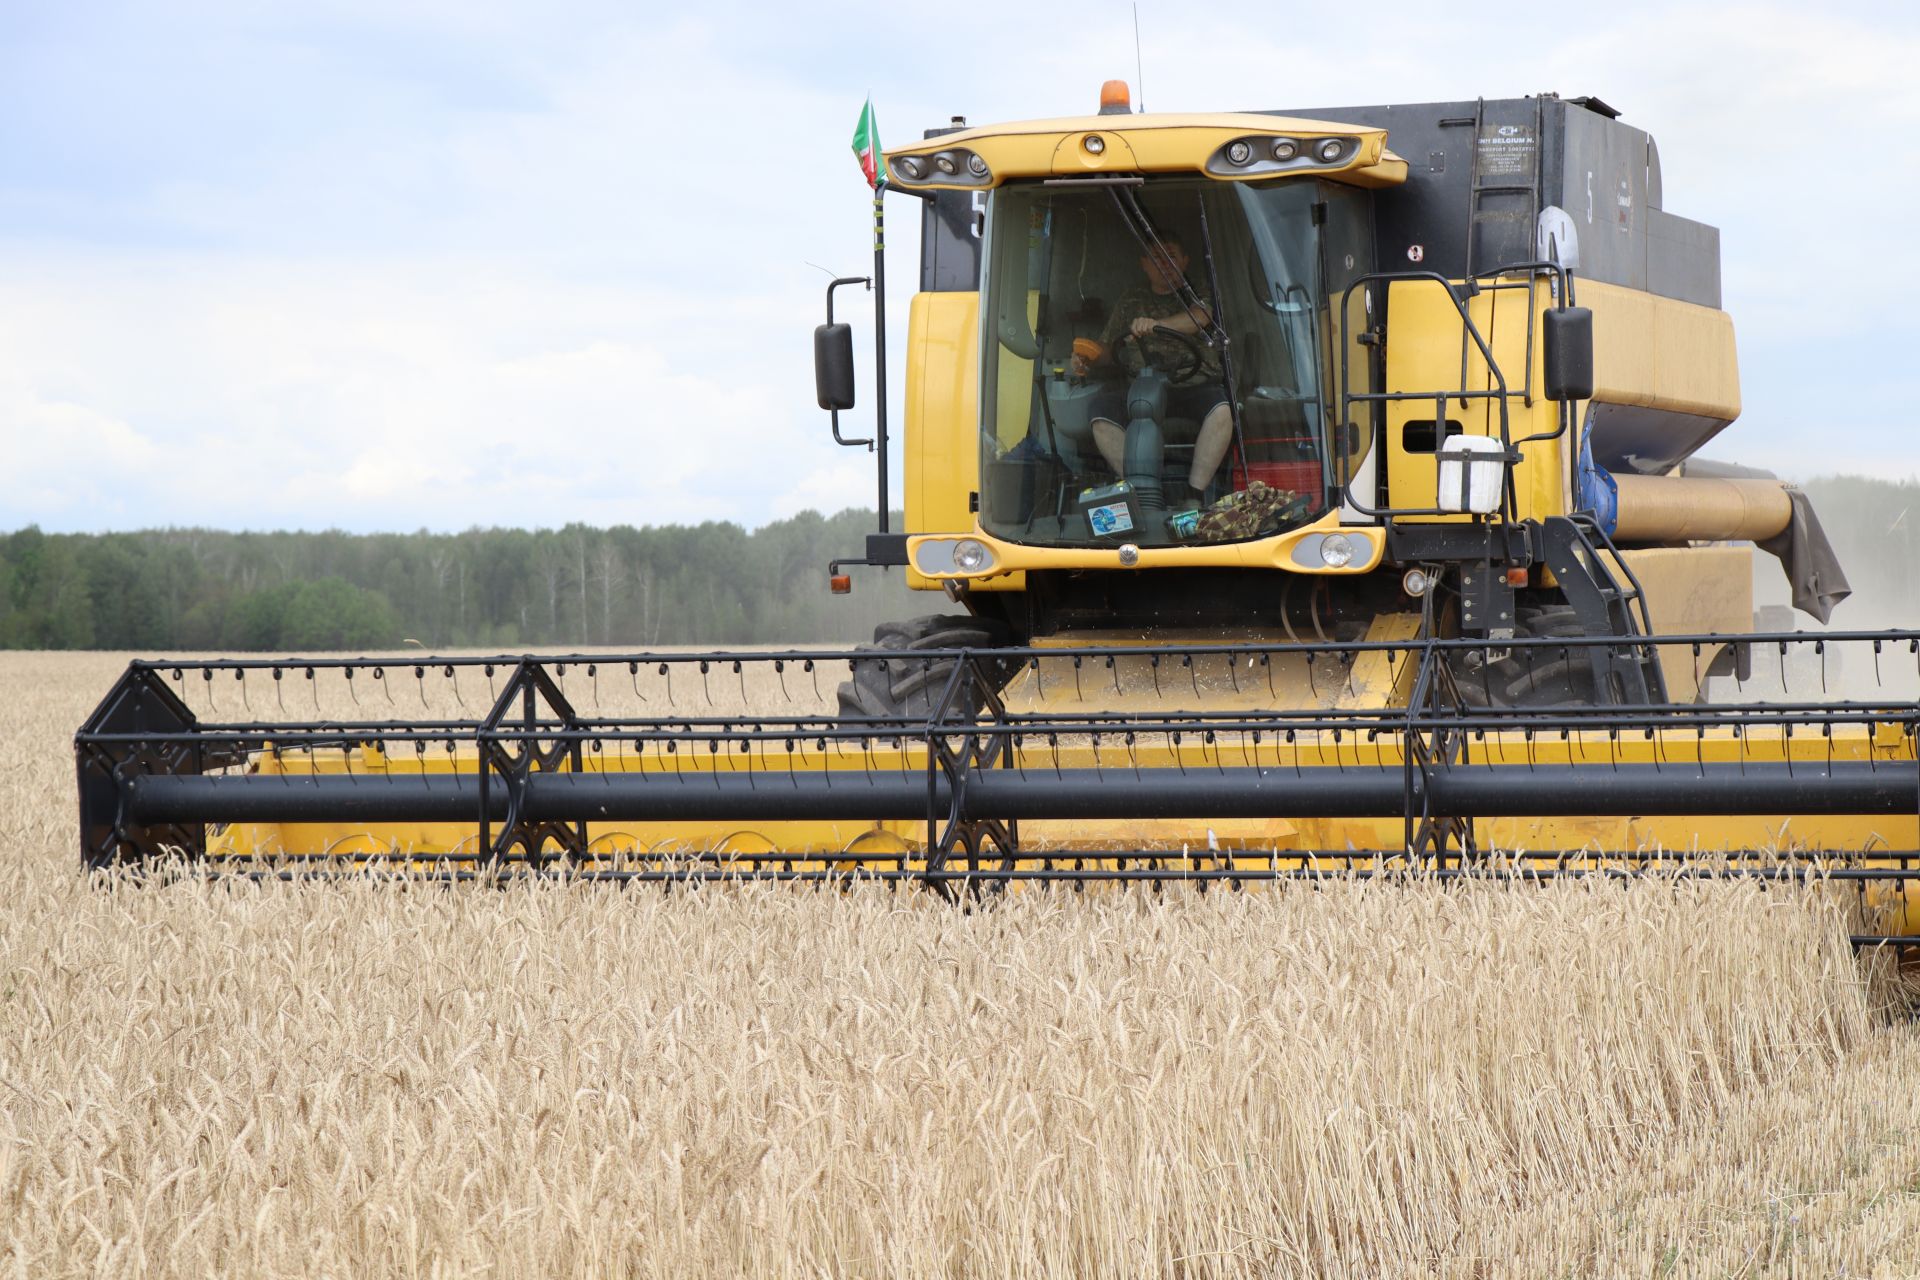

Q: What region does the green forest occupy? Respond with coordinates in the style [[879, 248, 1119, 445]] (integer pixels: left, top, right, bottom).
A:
[[1, 475, 1914, 651], [0, 510, 920, 650]]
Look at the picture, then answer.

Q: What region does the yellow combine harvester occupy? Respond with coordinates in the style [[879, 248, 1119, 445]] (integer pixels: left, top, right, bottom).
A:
[[77, 88, 1920, 944]]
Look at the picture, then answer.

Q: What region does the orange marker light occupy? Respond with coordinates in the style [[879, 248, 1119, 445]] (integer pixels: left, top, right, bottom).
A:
[[829, 574, 852, 595], [1099, 80, 1131, 114], [1505, 567, 1530, 587]]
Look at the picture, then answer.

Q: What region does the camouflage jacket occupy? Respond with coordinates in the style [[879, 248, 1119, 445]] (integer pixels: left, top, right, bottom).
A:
[[1100, 285, 1224, 386]]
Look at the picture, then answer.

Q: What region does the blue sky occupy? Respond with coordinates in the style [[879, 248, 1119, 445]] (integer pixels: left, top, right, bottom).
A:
[[2, 1, 1915, 533]]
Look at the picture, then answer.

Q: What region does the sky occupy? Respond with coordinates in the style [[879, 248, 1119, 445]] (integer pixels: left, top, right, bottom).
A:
[[2, 0, 1916, 534]]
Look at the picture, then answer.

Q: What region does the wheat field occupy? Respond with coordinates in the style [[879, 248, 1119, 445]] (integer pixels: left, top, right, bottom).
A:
[[7, 650, 1920, 1277]]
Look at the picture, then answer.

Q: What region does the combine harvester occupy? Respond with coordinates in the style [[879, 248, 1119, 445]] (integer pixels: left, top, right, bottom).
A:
[[77, 88, 1920, 944]]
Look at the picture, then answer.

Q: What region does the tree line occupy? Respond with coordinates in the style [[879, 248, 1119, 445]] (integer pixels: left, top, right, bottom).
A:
[[2, 475, 1914, 651], [0, 511, 921, 650]]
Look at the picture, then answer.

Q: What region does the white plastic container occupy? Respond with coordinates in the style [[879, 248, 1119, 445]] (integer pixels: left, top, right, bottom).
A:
[[1436, 435, 1508, 515]]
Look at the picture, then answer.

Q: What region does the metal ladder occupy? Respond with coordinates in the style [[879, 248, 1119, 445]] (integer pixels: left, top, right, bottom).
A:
[[1540, 515, 1668, 704], [1461, 96, 1545, 278]]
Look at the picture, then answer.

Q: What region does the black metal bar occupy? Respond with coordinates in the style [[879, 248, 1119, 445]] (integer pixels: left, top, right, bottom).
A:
[[873, 191, 889, 534], [78, 629, 1920, 673], [123, 760, 1920, 828]]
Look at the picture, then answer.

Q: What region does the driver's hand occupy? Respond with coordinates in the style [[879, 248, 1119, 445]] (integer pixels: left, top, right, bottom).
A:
[[1068, 354, 1090, 378], [1129, 317, 1158, 338]]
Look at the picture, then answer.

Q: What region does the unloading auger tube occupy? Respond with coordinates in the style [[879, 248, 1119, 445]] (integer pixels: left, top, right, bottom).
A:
[[74, 631, 1920, 948]]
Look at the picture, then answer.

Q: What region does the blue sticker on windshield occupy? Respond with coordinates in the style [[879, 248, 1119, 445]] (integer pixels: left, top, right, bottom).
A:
[[1087, 502, 1134, 536]]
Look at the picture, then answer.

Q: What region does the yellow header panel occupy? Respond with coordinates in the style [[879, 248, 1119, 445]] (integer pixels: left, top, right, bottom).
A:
[[886, 111, 1405, 191]]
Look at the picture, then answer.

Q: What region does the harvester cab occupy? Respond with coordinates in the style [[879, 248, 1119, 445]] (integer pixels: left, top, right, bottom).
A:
[[819, 88, 1847, 708], [73, 87, 1920, 950]]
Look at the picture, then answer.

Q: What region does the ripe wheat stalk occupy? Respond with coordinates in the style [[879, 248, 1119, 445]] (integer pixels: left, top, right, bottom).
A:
[[5, 651, 1920, 1277]]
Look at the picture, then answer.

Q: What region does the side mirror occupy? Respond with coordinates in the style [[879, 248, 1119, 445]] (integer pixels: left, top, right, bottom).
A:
[[814, 323, 856, 411], [1542, 306, 1594, 402]]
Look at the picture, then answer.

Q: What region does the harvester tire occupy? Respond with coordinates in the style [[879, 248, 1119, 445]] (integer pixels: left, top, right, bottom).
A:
[[1452, 604, 1603, 707], [836, 615, 1015, 723]]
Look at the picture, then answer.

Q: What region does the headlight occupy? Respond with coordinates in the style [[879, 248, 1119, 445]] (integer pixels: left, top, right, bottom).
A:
[[1319, 533, 1356, 569], [934, 152, 959, 175], [896, 156, 925, 180], [1226, 140, 1253, 166], [967, 153, 988, 177], [1270, 137, 1299, 161], [953, 539, 990, 572], [1317, 138, 1347, 163], [1083, 134, 1106, 155]]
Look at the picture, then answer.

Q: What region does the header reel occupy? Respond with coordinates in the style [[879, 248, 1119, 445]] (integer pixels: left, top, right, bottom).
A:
[[74, 630, 1920, 947]]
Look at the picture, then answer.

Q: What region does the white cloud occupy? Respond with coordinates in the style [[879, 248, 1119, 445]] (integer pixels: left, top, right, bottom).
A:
[[0, 251, 836, 531], [0, 376, 164, 526], [1, 1, 1914, 533]]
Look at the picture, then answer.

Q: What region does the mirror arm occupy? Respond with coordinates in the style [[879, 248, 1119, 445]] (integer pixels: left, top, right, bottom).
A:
[[822, 276, 873, 449]]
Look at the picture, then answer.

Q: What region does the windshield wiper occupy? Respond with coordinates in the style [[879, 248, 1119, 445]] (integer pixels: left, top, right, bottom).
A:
[[1192, 191, 1249, 485], [1106, 187, 1222, 343]]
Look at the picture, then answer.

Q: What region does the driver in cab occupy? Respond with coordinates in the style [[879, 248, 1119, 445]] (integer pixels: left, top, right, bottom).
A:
[[1067, 237, 1235, 507]]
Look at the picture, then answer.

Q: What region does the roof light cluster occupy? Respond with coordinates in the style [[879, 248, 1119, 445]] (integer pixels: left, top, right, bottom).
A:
[[1207, 134, 1359, 178], [890, 148, 991, 187]]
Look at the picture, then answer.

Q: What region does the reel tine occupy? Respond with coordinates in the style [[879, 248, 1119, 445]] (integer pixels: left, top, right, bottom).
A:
[[273, 666, 286, 713], [237, 667, 250, 714]]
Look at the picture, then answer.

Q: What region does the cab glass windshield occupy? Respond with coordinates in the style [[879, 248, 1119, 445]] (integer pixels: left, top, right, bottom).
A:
[[977, 177, 1364, 548]]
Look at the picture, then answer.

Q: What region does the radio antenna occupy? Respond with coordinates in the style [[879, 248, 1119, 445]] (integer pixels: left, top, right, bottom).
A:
[[1133, 4, 1145, 112]]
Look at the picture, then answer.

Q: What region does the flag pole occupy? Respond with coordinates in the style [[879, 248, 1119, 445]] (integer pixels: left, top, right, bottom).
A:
[[872, 188, 888, 535]]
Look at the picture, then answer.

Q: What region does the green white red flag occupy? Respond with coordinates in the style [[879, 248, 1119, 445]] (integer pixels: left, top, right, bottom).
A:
[[851, 97, 885, 190]]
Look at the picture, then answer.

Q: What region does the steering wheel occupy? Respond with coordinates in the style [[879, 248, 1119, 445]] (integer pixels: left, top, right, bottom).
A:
[[1115, 324, 1208, 386]]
